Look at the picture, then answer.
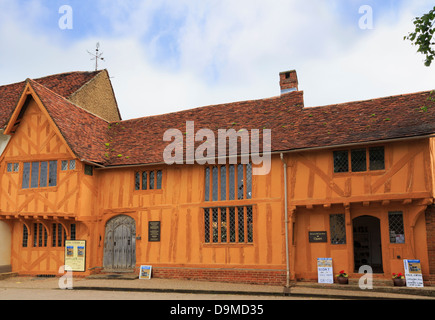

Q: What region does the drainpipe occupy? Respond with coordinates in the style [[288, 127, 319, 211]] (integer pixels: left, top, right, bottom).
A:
[[280, 153, 290, 288]]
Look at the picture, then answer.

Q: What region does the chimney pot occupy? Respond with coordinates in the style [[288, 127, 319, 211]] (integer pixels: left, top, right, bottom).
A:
[[280, 70, 298, 94]]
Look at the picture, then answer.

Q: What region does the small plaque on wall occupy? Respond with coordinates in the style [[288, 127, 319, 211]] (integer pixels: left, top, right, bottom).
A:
[[148, 221, 161, 242], [309, 231, 327, 243]]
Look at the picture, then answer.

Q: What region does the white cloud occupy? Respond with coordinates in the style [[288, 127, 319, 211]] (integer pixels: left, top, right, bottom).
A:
[[300, 4, 435, 108], [0, 0, 434, 120]]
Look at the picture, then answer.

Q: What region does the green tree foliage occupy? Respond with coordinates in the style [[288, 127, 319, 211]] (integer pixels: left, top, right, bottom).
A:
[[405, 6, 435, 66]]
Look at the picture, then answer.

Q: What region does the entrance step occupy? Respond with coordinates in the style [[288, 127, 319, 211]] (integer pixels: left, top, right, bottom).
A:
[[101, 269, 136, 274], [0, 272, 18, 281], [348, 278, 392, 287], [88, 270, 138, 280]]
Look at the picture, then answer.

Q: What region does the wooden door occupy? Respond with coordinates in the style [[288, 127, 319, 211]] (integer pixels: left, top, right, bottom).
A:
[[103, 215, 136, 270]]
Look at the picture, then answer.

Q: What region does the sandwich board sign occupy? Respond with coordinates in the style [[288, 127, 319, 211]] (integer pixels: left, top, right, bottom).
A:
[[317, 258, 333, 284], [64, 240, 86, 272], [139, 265, 152, 280], [404, 259, 424, 287]]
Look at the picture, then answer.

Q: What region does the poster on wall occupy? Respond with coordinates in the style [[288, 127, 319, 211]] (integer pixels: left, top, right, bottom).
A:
[[317, 258, 333, 284], [139, 265, 152, 280], [64, 240, 86, 272], [404, 259, 424, 287]]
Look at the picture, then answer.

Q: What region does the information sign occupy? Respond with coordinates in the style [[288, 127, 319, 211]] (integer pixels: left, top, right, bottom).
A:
[[149, 221, 161, 242], [404, 259, 424, 287], [64, 240, 86, 272], [317, 258, 333, 284], [139, 265, 152, 280], [309, 232, 327, 243]]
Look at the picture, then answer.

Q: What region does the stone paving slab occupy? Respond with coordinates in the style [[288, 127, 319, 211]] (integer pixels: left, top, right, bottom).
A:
[[1, 275, 435, 300]]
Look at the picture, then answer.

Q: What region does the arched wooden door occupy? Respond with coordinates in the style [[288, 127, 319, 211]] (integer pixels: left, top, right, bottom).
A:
[[103, 215, 136, 270]]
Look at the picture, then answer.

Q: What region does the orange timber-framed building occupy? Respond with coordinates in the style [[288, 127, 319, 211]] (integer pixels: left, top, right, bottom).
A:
[[0, 69, 435, 286]]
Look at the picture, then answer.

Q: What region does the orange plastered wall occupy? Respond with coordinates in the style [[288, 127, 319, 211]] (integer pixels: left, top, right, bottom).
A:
[[96, 157, 287, 270], [0, 99, 96, 218], [288, 140, 431, 205]]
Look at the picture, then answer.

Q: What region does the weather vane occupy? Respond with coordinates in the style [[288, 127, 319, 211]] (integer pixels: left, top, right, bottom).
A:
[[87, 42, 105, 71]]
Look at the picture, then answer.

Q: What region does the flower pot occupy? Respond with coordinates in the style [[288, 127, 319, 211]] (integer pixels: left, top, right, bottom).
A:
[[393, 278, 406, 287], [337, 277, 348, 284]]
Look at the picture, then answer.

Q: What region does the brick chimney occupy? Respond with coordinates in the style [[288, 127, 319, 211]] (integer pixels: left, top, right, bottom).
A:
[[279, 70, 298, 94]]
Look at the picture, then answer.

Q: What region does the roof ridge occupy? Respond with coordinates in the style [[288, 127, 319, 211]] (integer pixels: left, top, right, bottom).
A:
[[0, 79, 25, 88], [0, 70, 101, 88], [114, 90, 303, 124], [306, 89, 435, 110], [32, 70, 102, 82]]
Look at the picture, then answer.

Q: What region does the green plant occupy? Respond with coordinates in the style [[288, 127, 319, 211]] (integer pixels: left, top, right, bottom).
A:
[[404, 6, 435, 66], [336, 270, 348, 278]]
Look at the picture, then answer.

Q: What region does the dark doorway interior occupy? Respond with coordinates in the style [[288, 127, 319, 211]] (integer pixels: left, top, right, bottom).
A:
[[353, 215, 383, 273]]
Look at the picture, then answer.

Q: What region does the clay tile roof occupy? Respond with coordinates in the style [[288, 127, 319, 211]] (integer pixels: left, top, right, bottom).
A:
[[0, 71, 101, 128], [296, 90, 435, 150], [105, 89, 435, 167], [3, 70, 435, 168], [28, 79, 110, 164]]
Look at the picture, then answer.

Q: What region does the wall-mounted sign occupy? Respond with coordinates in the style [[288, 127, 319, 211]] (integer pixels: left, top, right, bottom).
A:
[[64, 240, 86, 272], [404, 259, 424, 287], [148, 221, 161, 242], [317, 258, 333, 284], [309, 231, 328, 243], [139, 265, 152, 280]]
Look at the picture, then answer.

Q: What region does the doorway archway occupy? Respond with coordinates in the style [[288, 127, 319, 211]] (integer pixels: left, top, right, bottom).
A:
[[103, 215, 136, 270], [0, 221, 11, 273], [353, 215, 383, 273]]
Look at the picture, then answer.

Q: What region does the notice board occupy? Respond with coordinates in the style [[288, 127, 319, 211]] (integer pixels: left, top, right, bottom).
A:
[[404, 259, 424, 287], [317, 258, 333, 284], [148, 221, 161, 242], [64, 240, 86, 272]]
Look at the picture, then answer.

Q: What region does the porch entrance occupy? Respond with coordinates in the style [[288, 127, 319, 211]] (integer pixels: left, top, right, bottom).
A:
[[103, 215, 136, 270], [0, 221, 11, 273], [353, 215, 383, 273]]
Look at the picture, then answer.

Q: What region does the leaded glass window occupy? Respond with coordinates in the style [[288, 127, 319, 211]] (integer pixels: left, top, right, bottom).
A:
[[203, 206, 253, 244], [330, 214, 346, 244], [389, 211, 405, 244], [333, 147, 385, 173], [369, 147, 385, 170], [22, 161, 57, 189], [134, 170, 163, 190], [204, 163, 252, 202], [333, 151, 349, 173], [351, 149, 367, 172]]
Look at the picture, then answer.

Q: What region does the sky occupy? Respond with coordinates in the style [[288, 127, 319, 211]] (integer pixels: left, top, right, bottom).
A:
[[0, 0, 434, 120]]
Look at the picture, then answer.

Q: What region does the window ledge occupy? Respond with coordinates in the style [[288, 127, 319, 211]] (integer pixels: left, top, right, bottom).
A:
[[19, 187, 58, 194], [333, 170, 385, 177], [133, 189, 163, 194], [202, 243, 254, 248]]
